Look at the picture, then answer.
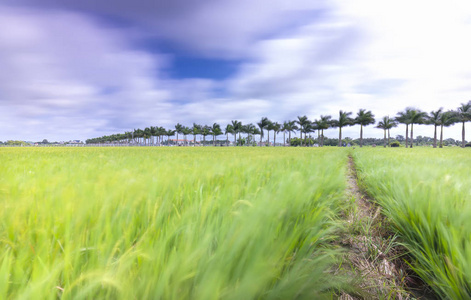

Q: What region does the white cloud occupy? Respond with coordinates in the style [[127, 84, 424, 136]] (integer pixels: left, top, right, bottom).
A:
[[224, 0, 471, 140], [5, 0, 327, 58], [0, 5, 175, 141], [1, 0, 471, 143]]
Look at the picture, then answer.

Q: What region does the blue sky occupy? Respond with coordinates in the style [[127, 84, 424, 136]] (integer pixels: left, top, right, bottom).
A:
[[1, 0, 471, 141]]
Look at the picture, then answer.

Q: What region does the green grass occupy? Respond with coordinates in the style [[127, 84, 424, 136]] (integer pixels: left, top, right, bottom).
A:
[[353, 148, 471, 299], [0, 147, 349, 299]]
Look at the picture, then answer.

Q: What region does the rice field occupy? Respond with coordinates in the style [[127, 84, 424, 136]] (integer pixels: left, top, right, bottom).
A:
[[353, 148, 471, 299], [2, 146, 470, 299], [0, 147, 349, 299]]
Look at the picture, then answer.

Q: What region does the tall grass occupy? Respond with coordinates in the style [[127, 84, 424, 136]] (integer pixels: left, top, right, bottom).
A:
[[353, 148, 471, 299], [0, 147, 348, 299]]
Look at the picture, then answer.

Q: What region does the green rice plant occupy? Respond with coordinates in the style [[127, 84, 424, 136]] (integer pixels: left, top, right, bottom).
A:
[[0, 147, 348, 299], [353, 148, 471, 299]]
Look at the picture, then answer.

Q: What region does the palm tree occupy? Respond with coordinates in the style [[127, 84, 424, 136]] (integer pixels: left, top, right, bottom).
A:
[[354, 109, 375, 147], [157, 127, 166, 146], [408, 109, 427, 148], [282, 121, 290, 147], [438, 111, 457, 148], [201, 125, 211, 146], [315, 115, 331, 147], [427, 109, 443, 148], [133, 129, 140, 144], [211, 123, 222, 146], [257, 117, 270, 146], [150, 126, 158, 145], [387, 119, 398, 147], [145, 127, 154, 145], [304, 122, 315, 146], [396, 108, 413, 148], [192, 123, 201, 146], [166, 129, 176, 146], [175, 123, 184, 145], [331, 111, 354, 147], [253, 127, 261, 145], [225, 124, 234, 146], [311, 121, 321, 146], [282, 121, 299, 147], [231, 120, 242, 146], [124, 131, 133, 144], [182, 127, 192, 146], [296, 115, 310, 146], [376, 117, 388, 147], [243, 124, 256, 146], [456, 101, 471, 148], [376, 116, 396, 148], [284, 120, 298, 146], [143, 127, 152, 145], [272, 122, 281, 146], [266, 120, 274, 146]]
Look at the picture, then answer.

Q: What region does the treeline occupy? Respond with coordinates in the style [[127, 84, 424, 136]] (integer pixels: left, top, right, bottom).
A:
[[0, 139, 83, 146], [0, 140, 29, 146], [86, 102, 471, 148]]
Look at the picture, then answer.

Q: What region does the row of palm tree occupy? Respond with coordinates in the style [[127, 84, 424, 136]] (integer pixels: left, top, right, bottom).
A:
[[86, 101, 471, 148]]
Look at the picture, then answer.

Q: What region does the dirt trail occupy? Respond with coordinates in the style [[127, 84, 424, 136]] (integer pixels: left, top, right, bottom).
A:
[[338, 155, 434, 299]]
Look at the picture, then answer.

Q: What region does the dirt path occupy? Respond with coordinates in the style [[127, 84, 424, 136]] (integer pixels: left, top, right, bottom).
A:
[[338, 155, 431, 299]]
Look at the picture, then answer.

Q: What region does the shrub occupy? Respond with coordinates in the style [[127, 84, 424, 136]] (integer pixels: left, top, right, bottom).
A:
[[390, 141, 400, 147]]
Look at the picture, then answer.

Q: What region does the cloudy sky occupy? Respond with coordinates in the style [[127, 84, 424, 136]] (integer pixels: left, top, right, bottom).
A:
[[1, 0, 471, 142]]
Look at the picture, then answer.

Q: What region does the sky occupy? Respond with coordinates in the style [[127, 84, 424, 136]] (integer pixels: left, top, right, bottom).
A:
[[1, 0, 471, 142]]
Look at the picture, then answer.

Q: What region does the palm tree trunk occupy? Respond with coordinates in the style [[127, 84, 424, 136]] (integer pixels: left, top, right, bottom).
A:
[[433, 125, 437, 148], [194, 135, 196, 147], [383, 129, 387, 147], [260, 130, 263, 147], [300, 129, 303, 147], [410, 124, 414, 148], [289, 131, 291, 146], [274, 131, 276, 146], [283, 131, 286, 147], [440, 124, 444, 148], [360, 125, 363, 147], [226, 134, 229, 146], [462, 121, 466, 148], [267, 130, 270, 146], [388, 129, 391, 147], [321, 129, 324, 147], [405, 124, 409, 148], [234, 133, 236, 146], [338, 127, 342, 147]]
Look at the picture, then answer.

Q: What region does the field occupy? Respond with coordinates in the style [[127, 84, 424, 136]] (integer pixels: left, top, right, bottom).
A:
[[0, 147, 349, 299], [1, 146, 470, 299], [353, 148, 471, 299]]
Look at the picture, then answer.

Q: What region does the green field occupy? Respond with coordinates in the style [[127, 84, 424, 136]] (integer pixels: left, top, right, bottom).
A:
[[1, 147, 470, 299], [353, 148, 471, 299], [0, 147, 349, 299]]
